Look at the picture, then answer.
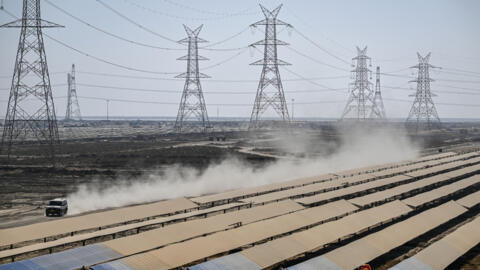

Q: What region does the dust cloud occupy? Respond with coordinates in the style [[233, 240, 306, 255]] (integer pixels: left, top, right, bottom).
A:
[[67, 126, 420, 215]]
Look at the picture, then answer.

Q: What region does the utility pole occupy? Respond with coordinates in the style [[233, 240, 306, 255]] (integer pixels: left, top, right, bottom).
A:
[[249, 4, 291, 129], [0, 0, 63, 164], [341, 46, 375, 121], [106, 100, 110, 121], [370, 66, 386, 119], [291, 98, 295, 121], [65, 64, 82, 121], [174, 25, 210, 133], [406, 52, 440, 129]]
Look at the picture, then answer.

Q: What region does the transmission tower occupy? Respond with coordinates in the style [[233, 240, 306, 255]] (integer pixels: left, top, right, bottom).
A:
[[406, 52, 440, 128], [174, 25, 210, 132], [370, 66, 386, 119], [0, 0, 62, 163], [65, 64, 82, 121], [341, 46, 376, 120], [249, 4, 291, 129]]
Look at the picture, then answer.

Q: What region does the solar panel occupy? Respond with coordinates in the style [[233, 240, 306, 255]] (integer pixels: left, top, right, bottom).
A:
[[240, 179, 356, 205], [402, 175, 480, 208], [191, 174, 335, 205], [349, 170, 461, 207], [391, 215, 480, 270], [0, 244, 121, 270], [0, 202, 247, 262], [189, 253, 261, 270], [94, 200, 358, 270], [190, 201, 411, 270], [296, 175, 411, 206], [288, 201, 467, 270], [1, 201, 301, 270], [190, 152, 463, 206], [456, 189, 480, 208], [0, 197, 198, 249]]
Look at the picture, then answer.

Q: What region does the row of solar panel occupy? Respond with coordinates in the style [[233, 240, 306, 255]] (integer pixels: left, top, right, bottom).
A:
[[2, 183, 477, 270], [241, 155, 480, 206], [92, 174, 479, 270], [0, 202, 247, 262], [190, 151, 463, 205], [192, 196, 479, 270], [3, 152, 476, 265], [0, 200, 303, 270], [1, 150, 470, 257], [0, 152, 477, 270], [0, 197, 199, 249], [190, 175, 480, 270]]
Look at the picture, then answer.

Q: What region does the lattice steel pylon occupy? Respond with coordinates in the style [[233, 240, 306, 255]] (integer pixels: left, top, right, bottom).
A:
[[370, 66, 386, 119], [249, 4, 291, 129], [0, 0, 62, 163], [174, 25, 210, 132], [406, 53, 441, 128], [65, 64, 82, 121], [341, 46, 377, 120]]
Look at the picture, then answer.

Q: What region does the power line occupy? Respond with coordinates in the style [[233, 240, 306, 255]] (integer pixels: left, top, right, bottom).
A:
[[72, 83, 348, 94], [433, 69, 480, 78], [250, 46, 346, 92], [382, 72, 480, 83], [199, 27, 250, 50], [434, 52, 480, 65], [124, 0, 257, 20], [281, 66, 346, 93], [292, 28, 351, 66], [2, 7, 181, 75], [96, 0, 178, 43], [436, 84, 480, 92], [383, 85, 480, 95], [283, 5, 353, 55], [46, 0, 249, 52], [47, 95, 480, 108], [3, 95, 476, 109], [443, 67, 480, 75], [202, 47, 249, 70], [160, 0, 258, 17], [0, 84, 68, 91], [384, 97, 480, 107], [72, 70, 351, 83], [45, 0, 183, 51], [63, 95, 345, 106], [0, 71, 66, 79], [44, 34, 181, 75], [286, 46, 350, 72]]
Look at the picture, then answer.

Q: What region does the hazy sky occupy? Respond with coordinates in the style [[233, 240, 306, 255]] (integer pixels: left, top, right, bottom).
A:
[[0, 0, 479, 119]]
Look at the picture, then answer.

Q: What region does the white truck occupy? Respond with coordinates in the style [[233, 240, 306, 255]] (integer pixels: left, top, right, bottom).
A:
[[45, 198, 68, 217]]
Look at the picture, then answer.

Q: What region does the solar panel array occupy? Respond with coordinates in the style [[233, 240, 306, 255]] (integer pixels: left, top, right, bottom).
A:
[[1, 151, 479, 270], [390, 215, 480, 270], [287, 201, 468, 270], [0, 197, 198, 249]]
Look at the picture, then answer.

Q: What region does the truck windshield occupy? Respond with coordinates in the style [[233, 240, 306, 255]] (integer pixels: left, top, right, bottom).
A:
[[48, 201, 63, 206]]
